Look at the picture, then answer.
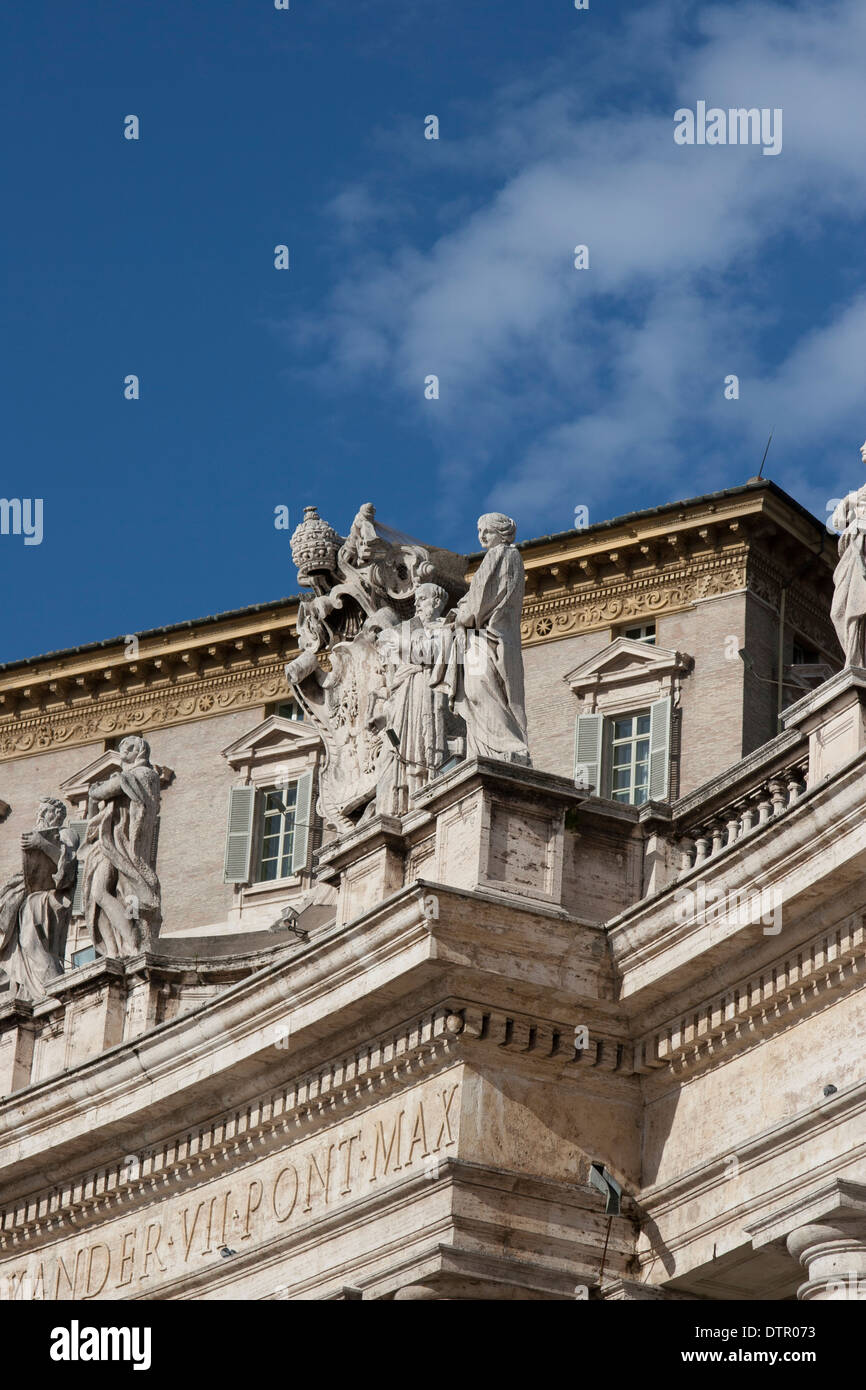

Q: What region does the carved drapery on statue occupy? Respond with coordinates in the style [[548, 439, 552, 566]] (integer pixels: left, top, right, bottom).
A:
[[80, 735, 162, 957], [831, 442, 866, 667], [451, 514, 530, 764], [0, 797, 78, 1001], [286, 503, 531, 830]]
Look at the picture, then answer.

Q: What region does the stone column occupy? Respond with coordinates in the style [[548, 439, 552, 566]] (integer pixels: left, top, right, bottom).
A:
[[787, 1218, 866, 1300]]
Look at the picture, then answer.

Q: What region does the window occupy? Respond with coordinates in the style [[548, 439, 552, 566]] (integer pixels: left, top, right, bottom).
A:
[[574, 698, 672, 804], [792, 640, 818, 665], [608, 711, 651, 804], [72, 945, 97, 968], [621, 622, 656, 645], [257, 784, 298, 881], [223, 768, 314, 885], [274, 700, 304, 721]]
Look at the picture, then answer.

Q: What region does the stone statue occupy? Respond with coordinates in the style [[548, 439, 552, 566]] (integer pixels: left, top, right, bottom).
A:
[[0, 796, 78, 1001], [80, 735, 162, 957], [831, 441, 866, 667], [286, 501, 532, 829], [451, 513, 531, 765], [368, 583, 459, 814], [287, 504, 468, 828]]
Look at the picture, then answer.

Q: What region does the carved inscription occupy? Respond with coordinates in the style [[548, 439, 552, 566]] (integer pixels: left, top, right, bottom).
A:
[[0, 1076, 460, 1301]]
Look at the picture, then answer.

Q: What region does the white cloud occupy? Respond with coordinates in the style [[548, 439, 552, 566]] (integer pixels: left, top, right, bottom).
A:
[[287, 0, 866, 531]]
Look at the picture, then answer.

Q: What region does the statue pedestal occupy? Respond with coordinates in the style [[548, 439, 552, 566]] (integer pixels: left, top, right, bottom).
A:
[[317, 760, 587, 928], [783, 667, 866, 785], [317, 816, 407, 927], [0, 997, 37, 1096], [416, 758, 584, 907]]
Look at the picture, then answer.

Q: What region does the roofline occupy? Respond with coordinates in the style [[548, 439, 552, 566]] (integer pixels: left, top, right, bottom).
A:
[[0, 477, 827, 675], [0, 595, 304, 676], [510, 477, 829, 555]]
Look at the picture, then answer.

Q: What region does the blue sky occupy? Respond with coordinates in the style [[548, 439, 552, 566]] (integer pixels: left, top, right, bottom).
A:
[[3, 0, 866, 662]]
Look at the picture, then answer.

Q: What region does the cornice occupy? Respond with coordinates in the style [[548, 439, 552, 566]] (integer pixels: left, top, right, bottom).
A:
[[637, 913, 866, 1081], [0, 658, 294, 762], [520, 550, 748, 647], [0, 999, 636, 1255]]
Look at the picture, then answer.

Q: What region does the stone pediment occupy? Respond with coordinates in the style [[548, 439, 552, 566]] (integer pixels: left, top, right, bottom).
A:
[[565, 637, 692, 712], [60, 750, 175, 806], [221, 715, 321, 771]]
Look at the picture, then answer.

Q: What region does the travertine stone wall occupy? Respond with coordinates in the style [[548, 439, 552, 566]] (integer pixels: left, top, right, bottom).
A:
[[142, 708, 264, 932]]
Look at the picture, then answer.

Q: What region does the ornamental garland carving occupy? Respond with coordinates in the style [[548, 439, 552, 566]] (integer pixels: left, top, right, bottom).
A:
[[0, 664, 290, 761], [520, 557, 749, 645]]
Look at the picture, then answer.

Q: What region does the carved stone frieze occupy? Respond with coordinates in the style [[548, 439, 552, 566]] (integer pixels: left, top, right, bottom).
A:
[[520, 554, 749, 646], [0, 662, 292, 762]]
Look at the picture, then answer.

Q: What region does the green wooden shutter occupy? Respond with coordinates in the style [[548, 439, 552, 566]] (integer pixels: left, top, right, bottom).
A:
[[574, 713, 603, 792], [68, 819, 89, 916], [291, 769, 314, 874], [224, 786, 256, 883], [648, 697, 672, 801]]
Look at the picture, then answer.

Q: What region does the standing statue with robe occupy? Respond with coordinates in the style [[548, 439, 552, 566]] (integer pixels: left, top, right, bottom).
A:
[[369, 583, 457, 814], [0, 796, 78, 1001], [451, 512, 531, 766], [831, 441, 866, 668], [81, 734, 162, 956]]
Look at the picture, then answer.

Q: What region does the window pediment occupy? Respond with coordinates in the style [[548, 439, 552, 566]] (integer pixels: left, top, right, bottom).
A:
[[565, 637, 692, 714], [221, 715, 321, 775], [60, 750, 175, 809]]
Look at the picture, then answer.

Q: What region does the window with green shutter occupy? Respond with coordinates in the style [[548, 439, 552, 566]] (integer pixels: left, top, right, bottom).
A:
[[574, 712, 603, 791], [223, 786, 256, 883], [291, 769, 314, 874], [576, 700, 672, 806], [648, 696, 672, 801]]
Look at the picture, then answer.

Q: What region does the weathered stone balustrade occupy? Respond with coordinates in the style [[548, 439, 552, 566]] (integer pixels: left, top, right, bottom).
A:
[[675, 760, 808, 874], [638, 724, 809, 896], [642, 668, 866, 897]]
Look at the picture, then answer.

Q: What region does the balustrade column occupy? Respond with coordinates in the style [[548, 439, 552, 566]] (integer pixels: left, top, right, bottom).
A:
[[768, 777, 788, 817], [693, 830, 711, 865]]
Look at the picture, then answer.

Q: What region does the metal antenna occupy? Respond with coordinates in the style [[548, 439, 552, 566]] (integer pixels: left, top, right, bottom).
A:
[[756, 428, 774, 479]]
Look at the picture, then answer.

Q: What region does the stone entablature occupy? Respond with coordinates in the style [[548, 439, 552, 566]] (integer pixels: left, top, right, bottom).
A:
[[0, 934, 301, 1097], [0, 611, 301, 763], [637, 910, 865, 1079], [0, 999, 642, 1258], [519, 484, 836, 651]]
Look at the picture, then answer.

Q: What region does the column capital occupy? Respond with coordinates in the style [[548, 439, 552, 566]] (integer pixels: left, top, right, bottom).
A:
[[768, 1180, 866, 1300]]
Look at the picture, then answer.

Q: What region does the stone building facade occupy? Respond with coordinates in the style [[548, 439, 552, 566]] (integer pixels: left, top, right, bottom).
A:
[[0, 478, 863, 1302]]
